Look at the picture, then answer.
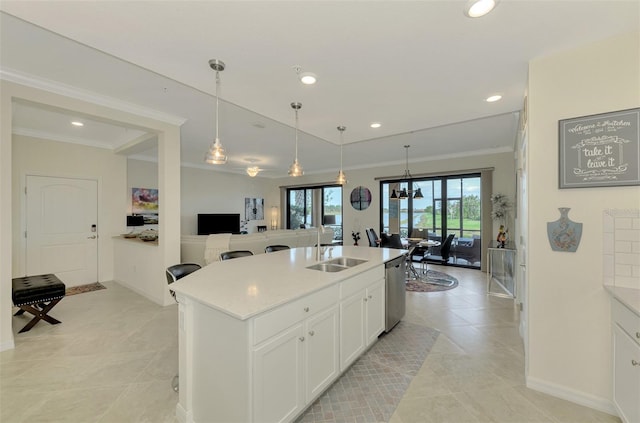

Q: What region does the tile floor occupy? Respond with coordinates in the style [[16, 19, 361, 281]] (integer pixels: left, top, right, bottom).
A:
[[0, 265, 621, 423], [298, 321, 439, 423]]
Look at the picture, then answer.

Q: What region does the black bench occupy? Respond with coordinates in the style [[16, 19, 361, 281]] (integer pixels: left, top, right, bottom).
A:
[[12, 274, 65, 333]]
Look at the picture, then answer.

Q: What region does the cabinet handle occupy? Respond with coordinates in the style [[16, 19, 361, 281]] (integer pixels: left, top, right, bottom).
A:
[[309, 331, 315, 336], [636, 332, 640, 339], [632, 360, 640, 367], [299, 336, 305, 342], [363, 297, 368, 302], [304, 307, 309, 312]]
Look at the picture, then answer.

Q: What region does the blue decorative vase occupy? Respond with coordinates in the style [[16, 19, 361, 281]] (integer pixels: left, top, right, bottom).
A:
[[547, 208, 582, 252]]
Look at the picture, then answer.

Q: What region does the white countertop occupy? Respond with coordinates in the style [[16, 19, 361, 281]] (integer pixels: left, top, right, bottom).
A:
[[605, 285, 640, 315], [170, 246, 405, 321]]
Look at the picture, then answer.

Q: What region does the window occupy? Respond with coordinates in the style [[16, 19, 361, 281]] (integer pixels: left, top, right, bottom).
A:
[[380, 173, 482, 268], [286, 184, 342, 241]]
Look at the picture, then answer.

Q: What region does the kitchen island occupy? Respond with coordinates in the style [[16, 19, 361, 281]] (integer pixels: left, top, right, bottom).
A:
[[170, 246, 405, 423]]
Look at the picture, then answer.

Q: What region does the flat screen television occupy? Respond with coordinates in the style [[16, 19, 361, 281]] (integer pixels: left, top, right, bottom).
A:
[[197, 213, 241, 235]]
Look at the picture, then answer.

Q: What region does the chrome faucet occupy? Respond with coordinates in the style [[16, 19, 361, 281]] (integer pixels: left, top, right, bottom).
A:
[[316, 225, 326, 261]]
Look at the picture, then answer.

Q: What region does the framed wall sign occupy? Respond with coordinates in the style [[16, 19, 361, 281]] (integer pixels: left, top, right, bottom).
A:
[[559, 107, 640, 189]]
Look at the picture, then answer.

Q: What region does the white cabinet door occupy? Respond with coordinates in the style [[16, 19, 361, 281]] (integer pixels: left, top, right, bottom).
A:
[[305, 305, 339, 401], [613, 324, 640, 423], [253, 323, 304, 423], [340, 290, 366, 370], [365, 279, 385, 346]]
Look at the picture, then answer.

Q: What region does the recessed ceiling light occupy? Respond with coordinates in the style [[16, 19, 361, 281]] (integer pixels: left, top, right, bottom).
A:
[[299, 72, 317, 85], [71, 121, 84, 127], [486, 95, 502, 102], [464, 0, 497, 18], [370, 122, 382, 128]]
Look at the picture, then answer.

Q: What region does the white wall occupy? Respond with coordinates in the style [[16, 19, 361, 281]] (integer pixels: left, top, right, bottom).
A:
[[527, 31, 640, 412], [180, 165, 276, 235], [12, 135, 127, 281]]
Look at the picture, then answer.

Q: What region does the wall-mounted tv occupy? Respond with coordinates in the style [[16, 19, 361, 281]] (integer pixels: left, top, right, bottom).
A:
[[197, 213, 241, 235]]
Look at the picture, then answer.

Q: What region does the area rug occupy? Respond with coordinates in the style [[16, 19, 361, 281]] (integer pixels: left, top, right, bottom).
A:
[[65, 282, 106, 296], [406, 270, 459, 292], [296, 321, 439, 423]]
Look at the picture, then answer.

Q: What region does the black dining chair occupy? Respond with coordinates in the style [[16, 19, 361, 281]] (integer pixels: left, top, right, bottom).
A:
[[165, 263, 202, 392], [220, 250, 254, 261], [424, 234, 455, 264], [379, 233, 403, 249], [366, 228, 380, 247], [409, 228, 430, 261], [265, 245, 290, 253]]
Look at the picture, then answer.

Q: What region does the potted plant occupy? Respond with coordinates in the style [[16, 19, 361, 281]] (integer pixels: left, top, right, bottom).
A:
[[490, 193, 511, 248]]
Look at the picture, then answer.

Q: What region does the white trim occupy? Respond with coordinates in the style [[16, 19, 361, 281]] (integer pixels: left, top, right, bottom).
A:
[[0, 339, 15, 352], [113, 279, 165, 307], [526, 375, 618, 417], [0, 68, 187, 126], [175, 402, 192, 423]]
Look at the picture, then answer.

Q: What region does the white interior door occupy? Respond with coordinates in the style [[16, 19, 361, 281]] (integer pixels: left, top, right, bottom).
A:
[[26, 175, 98, 287]]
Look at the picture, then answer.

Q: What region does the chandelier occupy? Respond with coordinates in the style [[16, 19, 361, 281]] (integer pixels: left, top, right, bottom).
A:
[[390, 145, 423, 199]]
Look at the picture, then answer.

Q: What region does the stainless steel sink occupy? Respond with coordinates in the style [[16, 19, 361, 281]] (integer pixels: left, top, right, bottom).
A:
[[306, 263, 348, 272], [326, 257, 368, 267], [306, 257, 368, 272]]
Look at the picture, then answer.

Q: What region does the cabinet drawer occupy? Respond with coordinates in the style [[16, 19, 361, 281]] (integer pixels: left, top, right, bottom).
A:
[[340, 266, 384, 299], [254, 284, 339, 345], [613, 299, 640, 346]]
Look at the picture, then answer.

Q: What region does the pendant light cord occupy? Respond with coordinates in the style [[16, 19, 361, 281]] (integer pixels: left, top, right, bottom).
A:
[[340, 130, 344, 170], [404, 145, 411, 178], [215, 71, 220, 141], [294, 107, 299, 161]]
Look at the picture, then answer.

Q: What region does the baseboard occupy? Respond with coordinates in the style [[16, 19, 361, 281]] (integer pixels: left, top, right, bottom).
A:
[[526, 375, 618, 417], [0, 339, 15, 352], [113, 279, 164, 306], [175, 403, 192, 423]]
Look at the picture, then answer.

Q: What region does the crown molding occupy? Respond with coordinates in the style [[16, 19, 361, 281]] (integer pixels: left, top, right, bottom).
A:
[[1, 67, 187, 126]]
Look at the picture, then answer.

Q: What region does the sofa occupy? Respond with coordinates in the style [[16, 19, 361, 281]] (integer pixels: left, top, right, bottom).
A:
[[453, 235, 481, 264], [181, 227, 335, 267]]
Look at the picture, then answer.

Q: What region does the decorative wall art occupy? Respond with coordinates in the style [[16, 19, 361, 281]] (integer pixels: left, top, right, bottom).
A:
[[547, 207, 583, 252], [350, 186, 372, 210], [245, 197, 264, 221], [559, 107, 640, 188], [131, 187, 159, 224]]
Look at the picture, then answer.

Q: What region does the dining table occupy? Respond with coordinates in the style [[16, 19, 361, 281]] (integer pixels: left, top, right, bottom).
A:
[[404, 238, 441, 279]]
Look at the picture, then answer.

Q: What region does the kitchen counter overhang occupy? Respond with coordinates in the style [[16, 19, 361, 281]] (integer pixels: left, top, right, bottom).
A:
[[170, 245, 406, 321]]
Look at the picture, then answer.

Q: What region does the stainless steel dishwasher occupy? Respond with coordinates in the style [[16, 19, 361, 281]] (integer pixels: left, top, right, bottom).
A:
[[385, 255, 406, 332]]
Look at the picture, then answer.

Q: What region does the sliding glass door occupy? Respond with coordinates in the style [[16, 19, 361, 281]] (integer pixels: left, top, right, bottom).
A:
[[286, 184, 343, 241], [380, 173, 482, 267]]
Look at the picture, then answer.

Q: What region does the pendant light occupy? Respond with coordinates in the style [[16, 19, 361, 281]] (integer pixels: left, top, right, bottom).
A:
[[336, 126, 347, 185], [246, 166, 260, 177], [390, 145, 423, 199], [288, 102, 304, 177], [205, 59, 228, 165]]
